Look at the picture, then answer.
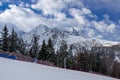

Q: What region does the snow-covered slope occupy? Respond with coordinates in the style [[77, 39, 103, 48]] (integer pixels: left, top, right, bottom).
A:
[[22, 24, 119, 51], [0, 58, 118, 80]]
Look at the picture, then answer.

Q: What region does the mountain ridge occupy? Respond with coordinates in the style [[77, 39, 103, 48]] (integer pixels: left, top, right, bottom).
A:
[[22, 24, 119, 52]]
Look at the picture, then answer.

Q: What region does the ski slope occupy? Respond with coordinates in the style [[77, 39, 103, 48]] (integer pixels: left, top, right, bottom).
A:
[[0, 58, 119, 80]]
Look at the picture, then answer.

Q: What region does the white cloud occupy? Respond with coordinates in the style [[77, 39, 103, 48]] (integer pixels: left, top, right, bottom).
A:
[[18, 2, 25, 7], [0, 0, 117, 34], [31, 0, 86, 21], [70, 8, 86, 25], [92, 21, 116, 33], [82, 8, 91, 15], [92, 21, 106, 32], [18, 2, 30, 8], [107, 24, 116, 32], [0, 5, 41, 32], [0, 4, 76, 32], [87, 29, 95, 37], [31, 0, 66, 21]]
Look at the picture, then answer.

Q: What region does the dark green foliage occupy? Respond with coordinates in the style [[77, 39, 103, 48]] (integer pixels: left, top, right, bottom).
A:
[[9, 29, 17, 52], [57, 40, 69, 68], [89, 52, 97, 72], [30, 35, 39, 59], [1, 25, 26, 54], [46, 38, 56, 64], [94, 53, 103, 73], [17, 37, 26, 54], [88, 51, 103, 73], [66, 55, 74, 69], [111, 61, 120, 78], [74, 48, 90, 72], [38, 40, 47, 60], [1, 25, 9, 51], [38, 38, 56, 64]]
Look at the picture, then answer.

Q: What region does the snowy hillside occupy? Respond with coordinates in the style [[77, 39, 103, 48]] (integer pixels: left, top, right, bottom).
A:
[[0, 58, 119, 80], [22, 24, 119, 50]]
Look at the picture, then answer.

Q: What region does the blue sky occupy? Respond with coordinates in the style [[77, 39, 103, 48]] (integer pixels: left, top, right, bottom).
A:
[[83, 0, 120, 22], [0, 0, 119, 32]]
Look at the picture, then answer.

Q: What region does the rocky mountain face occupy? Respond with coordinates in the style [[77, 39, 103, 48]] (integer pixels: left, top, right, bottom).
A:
[[22, 24, 119, 53], [0, 24, 120, 61]]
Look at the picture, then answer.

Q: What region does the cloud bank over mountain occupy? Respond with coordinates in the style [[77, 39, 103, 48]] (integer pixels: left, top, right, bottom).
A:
[[0, 0, 118, 32]]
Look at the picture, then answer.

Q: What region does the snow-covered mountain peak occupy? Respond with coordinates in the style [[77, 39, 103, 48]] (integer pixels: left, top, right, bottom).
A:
[[31, 24, 51, 34], [22, 24, 119, 52]]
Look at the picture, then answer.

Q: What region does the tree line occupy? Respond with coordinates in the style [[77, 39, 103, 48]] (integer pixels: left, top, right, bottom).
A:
[[0, 25, 25, 53], [0, 25, 120, 79], [0, 25, 69, 67]]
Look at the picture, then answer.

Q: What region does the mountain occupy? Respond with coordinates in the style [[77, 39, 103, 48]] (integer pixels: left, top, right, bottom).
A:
[[0, 58, 118, 80], [22, 24, 119, 53]]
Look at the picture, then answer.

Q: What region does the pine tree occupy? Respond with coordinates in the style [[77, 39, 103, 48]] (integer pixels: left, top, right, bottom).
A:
[[66, 54, 74, 69], [17, 37, 26, 54], [46, 38, 56, 64], [112, 61, 120, 78], [38, 40, 47, 60], [30, 35, 39, 59], [73, 47, 90, 71], [89, 52, 97, 72], [9, 28, 17, 52], [57, 40, 69, 68], [1, 25, 9, 51], [91, 48, 105, 73]]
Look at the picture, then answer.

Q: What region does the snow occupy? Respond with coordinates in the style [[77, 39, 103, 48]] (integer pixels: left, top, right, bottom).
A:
[[22, 25, 119, 53], [0, 58, 119, 80]]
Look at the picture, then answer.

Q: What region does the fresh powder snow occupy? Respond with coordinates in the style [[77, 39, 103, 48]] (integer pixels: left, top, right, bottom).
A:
[[0, 58, 119, 80]]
